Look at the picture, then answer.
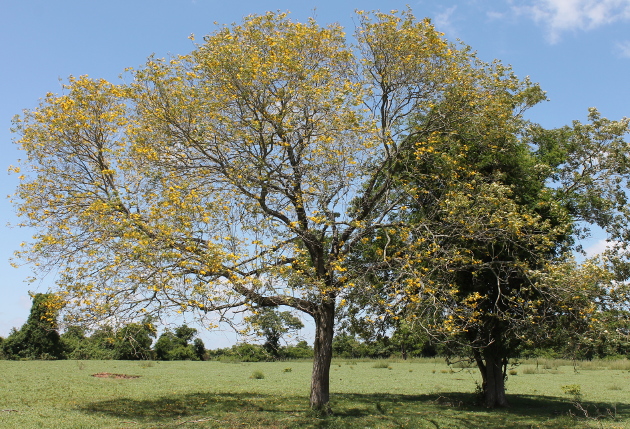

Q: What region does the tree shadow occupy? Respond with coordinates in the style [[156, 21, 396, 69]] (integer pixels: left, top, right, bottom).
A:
[[332, 392, 629, 423], [81, 391, 288, 419], [79, 391, 630, 427]]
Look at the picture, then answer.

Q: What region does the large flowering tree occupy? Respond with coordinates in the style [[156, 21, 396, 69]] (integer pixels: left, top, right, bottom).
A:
[[14, 9, 624, 411]]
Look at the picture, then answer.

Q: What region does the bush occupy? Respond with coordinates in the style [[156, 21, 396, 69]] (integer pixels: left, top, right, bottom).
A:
[[207, 340, 312, 362], [281, 341, 313, 359], [250, 370, 265, 379], [230, 343, 271, 362]]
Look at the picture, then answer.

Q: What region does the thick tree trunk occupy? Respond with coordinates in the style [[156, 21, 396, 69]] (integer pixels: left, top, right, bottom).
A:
[[310, 303, 335, 413], [482, 352, 509, 408], [474, 345, 509, 408]]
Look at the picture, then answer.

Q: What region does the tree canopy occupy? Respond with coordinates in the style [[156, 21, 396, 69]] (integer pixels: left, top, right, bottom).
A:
[[341, 87, 630, 407]]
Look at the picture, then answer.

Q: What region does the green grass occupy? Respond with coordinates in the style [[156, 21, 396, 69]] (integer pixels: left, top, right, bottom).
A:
[[1, 358, 629, 428]]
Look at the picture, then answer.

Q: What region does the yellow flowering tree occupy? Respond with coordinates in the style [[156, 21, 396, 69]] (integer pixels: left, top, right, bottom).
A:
[[11, 9, 598, 410]]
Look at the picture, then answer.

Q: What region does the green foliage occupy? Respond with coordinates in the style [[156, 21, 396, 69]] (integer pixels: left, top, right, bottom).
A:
[[521, 309, 630, 361], [1, 293, 64, 360], [60, 325, 108, 360], [247, 308, 304, 358], [154, 324, 201, 361], [207, 340, 314, 362], [174, 325, 197, 344], [343, 74, 630, 407], [84, 326, 117, 359], [193, 338, 206, 360], [331, 330, 438, 360], [281, 341, 314, 360], [113, 320, 156, 360], [332, 333, 363, 358], [389, 322, 439, 358], [226, 343, 271, 362], [332, 333, 390, 359], [60, 320, 156, 360], [250, 370, 265, 379]]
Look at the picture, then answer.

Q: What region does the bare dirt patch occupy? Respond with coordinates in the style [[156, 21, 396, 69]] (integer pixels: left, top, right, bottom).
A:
[[91, 372, 140, 379]]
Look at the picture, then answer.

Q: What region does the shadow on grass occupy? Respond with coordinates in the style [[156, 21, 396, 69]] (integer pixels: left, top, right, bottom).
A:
[[80, 391, 629, 428]]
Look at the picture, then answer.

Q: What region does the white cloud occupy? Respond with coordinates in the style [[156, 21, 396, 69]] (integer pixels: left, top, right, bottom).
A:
[[433, 6, 458, 38], [515, 0, 630, 43], [583, 238, 611, 257], [582, 238, 625, 259], [617, 40, 630, 57], [486, 10, 506, 20]]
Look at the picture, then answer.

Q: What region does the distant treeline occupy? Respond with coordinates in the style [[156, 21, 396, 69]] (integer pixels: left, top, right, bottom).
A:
[[1, 293, 628, 362], [2, 321, 628, 362]]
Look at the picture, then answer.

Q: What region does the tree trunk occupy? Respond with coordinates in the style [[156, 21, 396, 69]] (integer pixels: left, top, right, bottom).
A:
[[474, 345, 509, 408], [310, 303, 335, 413]]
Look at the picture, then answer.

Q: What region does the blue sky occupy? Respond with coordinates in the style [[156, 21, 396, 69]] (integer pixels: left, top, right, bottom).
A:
[[1, 0, 629, 347]]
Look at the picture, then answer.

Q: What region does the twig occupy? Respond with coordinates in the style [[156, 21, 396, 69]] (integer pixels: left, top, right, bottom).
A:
[[1, 409, 18, 413]]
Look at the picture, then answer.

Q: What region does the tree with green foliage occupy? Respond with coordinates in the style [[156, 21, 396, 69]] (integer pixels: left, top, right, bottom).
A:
[[113, 319, 156, 360], [247, 308, 304, 358], [332, 333, 363, 358], [60, 325, 94, 359], [174, 325, 197, 344], [154, 324, 201, 360], [61, 320, 156, 360], [2, 293, 65, 360], [87, 326, 117, 359], [208, 342, 271, 362], [339, 26, 558, 406], [193, 338, 206, 360], [532, 259, 630, 360], [388, 321, 437, 359], [282, 340, 314, 359], [344, 102, 629, 407]]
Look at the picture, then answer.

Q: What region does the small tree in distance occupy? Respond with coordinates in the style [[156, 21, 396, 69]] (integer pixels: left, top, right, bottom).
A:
[[247, 307, 304, 357], [1, 293, 64, 360], [154, 324, 203, 360], [113, 318, 156, 360]]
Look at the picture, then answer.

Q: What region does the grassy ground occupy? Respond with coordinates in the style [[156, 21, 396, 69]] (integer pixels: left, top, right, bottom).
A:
[[1, 358, 629, 428]]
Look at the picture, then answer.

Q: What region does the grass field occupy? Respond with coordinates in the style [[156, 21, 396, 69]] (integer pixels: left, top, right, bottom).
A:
[[1, 358, 629, 428]]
